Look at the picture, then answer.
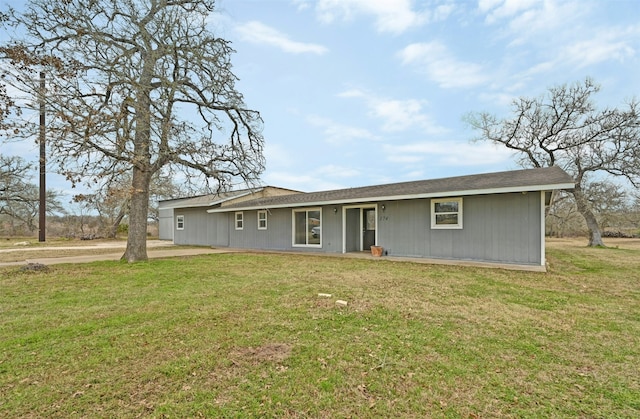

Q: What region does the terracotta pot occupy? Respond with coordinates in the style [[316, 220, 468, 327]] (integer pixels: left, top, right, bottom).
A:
[[370, 246, 383, 257]]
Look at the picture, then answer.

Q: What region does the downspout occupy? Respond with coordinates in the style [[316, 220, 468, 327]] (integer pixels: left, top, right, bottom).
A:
[[341, 206, 346, 253], [540, 190, 546, 267]]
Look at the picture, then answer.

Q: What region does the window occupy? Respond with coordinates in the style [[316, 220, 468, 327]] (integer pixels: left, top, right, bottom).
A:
[[258, 210, 267, 230], [235, 212, 244, 230], [292, 208, 321, 247], [431, 198, 463, 229], [176, 215, 184, 230]]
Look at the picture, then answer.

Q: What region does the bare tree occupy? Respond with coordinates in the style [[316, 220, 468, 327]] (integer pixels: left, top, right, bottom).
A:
[[466, 78, 640, 246], [0, 154, 64, 235], [4, 0, 265, 261], [74, 170, 180, 239], [0, 12, 14, 133], [546, 191, 583, 238], [584, 180, 628, 233]]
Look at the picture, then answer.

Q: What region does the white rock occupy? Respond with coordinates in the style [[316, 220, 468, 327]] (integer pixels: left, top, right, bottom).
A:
[[335, 300, 348, 306], [318, 293, 332, 298]]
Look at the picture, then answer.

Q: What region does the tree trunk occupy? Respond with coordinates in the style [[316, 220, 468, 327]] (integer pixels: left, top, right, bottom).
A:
[[122, 53, 153, 262], [107, 205, 127, 239], [122, 166, 150, 262], [572, 187, 605, 247]]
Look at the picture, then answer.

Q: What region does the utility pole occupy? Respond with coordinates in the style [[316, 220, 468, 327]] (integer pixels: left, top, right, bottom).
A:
[[38, 71, 46, 242]]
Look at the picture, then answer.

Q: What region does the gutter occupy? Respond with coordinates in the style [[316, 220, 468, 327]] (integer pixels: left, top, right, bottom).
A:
[[207, 182, 575, 213]]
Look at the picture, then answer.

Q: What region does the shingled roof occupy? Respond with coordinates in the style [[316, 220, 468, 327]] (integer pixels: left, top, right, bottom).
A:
[[208, 166, 574, 212], [159, 188, 261, 209]]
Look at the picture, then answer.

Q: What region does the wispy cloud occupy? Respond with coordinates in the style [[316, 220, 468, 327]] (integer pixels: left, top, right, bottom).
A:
[[315, 0, 451, 34], [561, 26, 639, 68], [338, 89, 447, 133], [481, 0, 639, 93], [383, 140, 514, 166], [398, 41, 488, 88], [511, 23, 639, 85], [306, 115, 380, 144], [236, 21, 328, 54], [478, 0, 587, 47], [264, 164, 360, 192], [315, 164, 361, 178], [478, 0, 541, 25], [291, 0, 312, 12]]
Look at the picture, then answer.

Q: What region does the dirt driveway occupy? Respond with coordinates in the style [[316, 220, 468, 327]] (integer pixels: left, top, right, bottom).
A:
[[0, 240, 233, 267]]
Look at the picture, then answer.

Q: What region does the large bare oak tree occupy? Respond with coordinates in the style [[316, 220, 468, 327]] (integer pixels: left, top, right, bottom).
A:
[[466, 78, 640, 246], [4, 0, 265, 261]]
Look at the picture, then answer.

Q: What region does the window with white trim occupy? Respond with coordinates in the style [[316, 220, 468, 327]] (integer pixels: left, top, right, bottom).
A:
[[431, 198, 463, 229], [235, 212, 244, 230], [176, 215, 185, 230], [258, 210, 267, 230], [292, 208, 321, 247]]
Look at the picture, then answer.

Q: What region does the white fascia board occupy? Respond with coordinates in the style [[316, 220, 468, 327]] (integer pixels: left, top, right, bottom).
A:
[[159, 201, 212, 210], [209, 190, 257, 206], [160, 189, 262, 210], [207, 182, 574, 213]]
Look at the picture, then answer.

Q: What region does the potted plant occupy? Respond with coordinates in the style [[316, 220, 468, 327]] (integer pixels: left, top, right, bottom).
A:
[[370, 245, 383, 257]]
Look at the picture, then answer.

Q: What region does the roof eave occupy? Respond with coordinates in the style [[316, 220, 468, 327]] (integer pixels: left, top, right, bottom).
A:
[[210, 190, 257, 206], [207, 182, 575, 213]]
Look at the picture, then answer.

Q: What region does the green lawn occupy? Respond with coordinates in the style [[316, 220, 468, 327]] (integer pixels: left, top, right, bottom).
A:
[[1, 244, 639, 417]]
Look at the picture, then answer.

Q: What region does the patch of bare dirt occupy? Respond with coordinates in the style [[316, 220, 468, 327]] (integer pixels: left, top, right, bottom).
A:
[[230, 343, 292, 365]]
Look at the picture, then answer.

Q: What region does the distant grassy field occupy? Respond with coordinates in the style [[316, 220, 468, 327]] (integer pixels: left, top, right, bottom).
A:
[[1, 239, 639, 417]]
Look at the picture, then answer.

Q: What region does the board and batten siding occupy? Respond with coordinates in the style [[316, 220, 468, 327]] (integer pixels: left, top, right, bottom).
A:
[[158, 208, 174, 240], [173, 207, 216, 246], [211, 213, 229, 247], [173, 191, 544, 265], [377, 192, 542, 265], [227, 206, 343, 253]]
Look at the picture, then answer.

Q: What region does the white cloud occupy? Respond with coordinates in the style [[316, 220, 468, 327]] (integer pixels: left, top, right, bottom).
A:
[[398, 41, 488, 88], [291, 0, 312, 12], [387, 154, 424, 164], [236, 21, 328, 54], [478, 0, 587, 47], [338, 89, 447, 134], [509, 24, 639, 85], [477, 91, 515, 108], [306, 115, 380, 144], [315, 164, 361, 178], [373, 98, 437, 133], [478, 0, 540, 24], [383, 140, 514, 166], [561, 26, 639, 68], [315, 0, 440, 34], [264, 165, 359, 192], [264, 142, 295, 170]]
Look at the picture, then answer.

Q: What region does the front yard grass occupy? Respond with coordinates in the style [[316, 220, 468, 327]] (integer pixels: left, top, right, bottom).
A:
[[1, 243, 639, 417]]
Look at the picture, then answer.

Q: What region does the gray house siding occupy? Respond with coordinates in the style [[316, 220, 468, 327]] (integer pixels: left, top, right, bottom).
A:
[[227, 206, 344, 253], [173, 207, 214, 246], [228, 208, 290, 250], [173, 209, 230, 247], [345, 208, 360, 252], [212, 213, 229, 247], [377, 192, 541, 264], [379, 199, 428, 258], [162, 167, 572, 268], [175, 193, 542, 265], [158, 208, 174, 240]]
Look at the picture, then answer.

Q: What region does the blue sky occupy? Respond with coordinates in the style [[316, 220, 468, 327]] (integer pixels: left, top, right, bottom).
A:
[[212, 0, 640, 192], [3, 0, 640, 198]]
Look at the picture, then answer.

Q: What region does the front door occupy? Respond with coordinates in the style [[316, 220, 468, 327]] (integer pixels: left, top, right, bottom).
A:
[[363, 208, 376, 250]]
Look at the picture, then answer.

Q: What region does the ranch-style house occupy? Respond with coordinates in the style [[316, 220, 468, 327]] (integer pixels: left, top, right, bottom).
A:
[[158, 166, 574, 270]]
